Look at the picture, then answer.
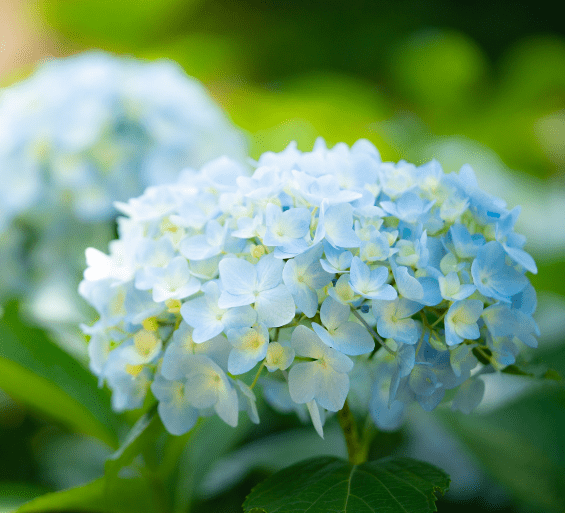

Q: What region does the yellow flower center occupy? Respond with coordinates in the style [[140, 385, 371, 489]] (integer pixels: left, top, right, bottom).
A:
[[134, 330, 160, 357]]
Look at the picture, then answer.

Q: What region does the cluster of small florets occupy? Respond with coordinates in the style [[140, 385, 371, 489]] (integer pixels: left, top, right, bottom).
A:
[[79, 139, 538, 436], [0, 51, 245, 297]]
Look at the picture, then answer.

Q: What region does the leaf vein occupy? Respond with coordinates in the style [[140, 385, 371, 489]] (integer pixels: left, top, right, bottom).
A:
[[356, 469, 410, 513], [348, 494, 376, 513], [380, 467, 429, 499], [303, 478, 351, 512], [343, 466, 357, 512]]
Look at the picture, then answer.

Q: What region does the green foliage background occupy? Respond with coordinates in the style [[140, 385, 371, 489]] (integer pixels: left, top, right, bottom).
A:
[[1, 1, 564, 512]]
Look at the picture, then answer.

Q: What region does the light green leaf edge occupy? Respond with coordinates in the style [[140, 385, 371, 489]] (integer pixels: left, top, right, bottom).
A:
[[15, 476, 162, 513], [0, 356, 116, 448], [243, 456, 450, 513], [0, 302, 119, 447], [0, 483, 50, 513], [105, 404, 159, 478]]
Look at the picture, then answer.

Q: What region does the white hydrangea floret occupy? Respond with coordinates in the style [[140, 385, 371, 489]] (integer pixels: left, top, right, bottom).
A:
[[288, 325, 353, 412], [218, 254, 295, 327]]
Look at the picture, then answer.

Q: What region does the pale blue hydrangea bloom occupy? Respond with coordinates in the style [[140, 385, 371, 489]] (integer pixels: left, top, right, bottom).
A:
[[444, 300, 484, 346], [0, 50, 247, 308], [179, 220, 230, 261], [160, 321, 230, 379], [311, 297, 374, 355], [151, 373, 200, 436], [227, 323, 270, 374], [218, 254, 296, 327], [314, 201, 361, 249], [103, 343, 154, 411], [319, 242, 354, 274], [349, 256, 397, 301], [135, 255, 201, 303], [180, 281, 257, 343], [80, 138, 538, 437], [288, 325, 353, 411], [380, 191, 435, 224], [372, 297, 423, 344], [369, 361, 407, 432], [181, 355, 240, 428], [264, 342, 295, 372], [263, 203, 311, 253], [449, 343, 479, 378], [471, 241, 528, 302], [282, 244, 334, 318], [438, 272, 476, 301]]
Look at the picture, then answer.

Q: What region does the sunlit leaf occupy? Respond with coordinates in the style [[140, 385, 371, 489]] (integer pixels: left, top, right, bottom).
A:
[[225, 73, 393, 160], [36, 0, 202, 49], [389, 29, 488, 111]]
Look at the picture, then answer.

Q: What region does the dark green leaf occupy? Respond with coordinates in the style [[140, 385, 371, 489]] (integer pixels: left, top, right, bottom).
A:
[[472, 347, 491, 365], [243, 456, 449, 513], [0, 301, 119, 447], [542, 368, 563, 381], [15, 476, 165, 513], [501, 363, 564, 381], [441, 406, 565, 513], [0, 482, 50, 512], [173, 413, 255, 512], [501, 364, 535, 377]]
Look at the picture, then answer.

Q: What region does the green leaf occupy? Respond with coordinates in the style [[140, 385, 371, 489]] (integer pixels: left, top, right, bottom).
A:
[[501, 363, 564, 381], [173, 413, 256, 512], [441, 405, 565, 513], [501, 364, 535, 377], [36, 0, 202, 49], [105, 404, 160, 479], [0, 483, 50, 513], [226, 73, 392, 161], [243, 456, 449, 513], [542, 368, 563, 381], [0, 301, 119, 447], [15, 476, 164, 513], [200, 424, 346, 497]]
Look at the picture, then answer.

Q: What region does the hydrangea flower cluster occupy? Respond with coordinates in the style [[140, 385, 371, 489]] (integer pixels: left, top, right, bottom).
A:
[[0, 51, 246, 298], [80, 139, 538, 436]]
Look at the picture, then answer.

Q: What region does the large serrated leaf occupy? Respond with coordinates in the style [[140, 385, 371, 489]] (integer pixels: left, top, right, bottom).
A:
[[0, 301, 119, 447], [243, 456, 449, 513]]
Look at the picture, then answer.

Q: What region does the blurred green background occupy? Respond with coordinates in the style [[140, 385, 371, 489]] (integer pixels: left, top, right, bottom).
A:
[[1, 0, 564, 512]]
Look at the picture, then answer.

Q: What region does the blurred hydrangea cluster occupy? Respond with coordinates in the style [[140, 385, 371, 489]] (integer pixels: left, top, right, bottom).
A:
[[80, 139, 538, 436], [0, 51, 246, 300]]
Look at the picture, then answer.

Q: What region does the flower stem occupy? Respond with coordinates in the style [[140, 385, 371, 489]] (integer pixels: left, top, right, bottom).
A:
[[430, 309, 448, 328], [337, 400, 369, 465], [350, 308, 394, 355], [360, 414, 378, 458], [249, 361, 265, 389]]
